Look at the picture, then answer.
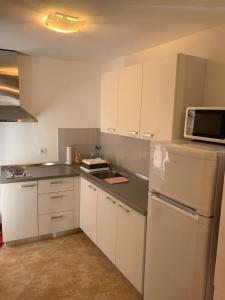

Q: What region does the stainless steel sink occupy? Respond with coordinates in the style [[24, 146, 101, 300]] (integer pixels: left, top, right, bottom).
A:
[[40, 162, 58, 166], [91, 170, 125, 180]]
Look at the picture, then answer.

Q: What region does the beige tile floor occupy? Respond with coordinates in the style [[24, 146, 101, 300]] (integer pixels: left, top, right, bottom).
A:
[[0, 233, 141, 300]]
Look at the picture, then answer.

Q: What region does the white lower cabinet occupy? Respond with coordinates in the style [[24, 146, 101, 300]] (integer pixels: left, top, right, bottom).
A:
[[95, 189, 146, 293], [116, 201, 146, 293], [1, 176, 79, 242], [1, 181, 38, 242], [38, 177, 73, 194], [97, 190, 118, 264], [39, 211, 74, 235], [38, 191, 73, 215], [74, 176, 80, 229], [38, 176, 76, 235], [80, 178, 98, 243]]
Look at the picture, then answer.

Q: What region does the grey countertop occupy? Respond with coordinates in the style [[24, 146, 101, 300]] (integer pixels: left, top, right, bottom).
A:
[[0, 164, 148, 216], [0, 164, 78, 183]]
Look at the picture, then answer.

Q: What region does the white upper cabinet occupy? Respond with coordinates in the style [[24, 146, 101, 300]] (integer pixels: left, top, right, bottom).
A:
[[100, 54, 206, 141], [117, 64, 142, 138], [141, 55, 177, 140], [141, 54, 206, 140], [101, 70, 119, 134]]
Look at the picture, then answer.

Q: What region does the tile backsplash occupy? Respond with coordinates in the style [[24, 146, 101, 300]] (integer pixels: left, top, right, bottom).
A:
[[100, 133, 150, 177], [58, 128, 100, 163], [58, 129, 150, 177]]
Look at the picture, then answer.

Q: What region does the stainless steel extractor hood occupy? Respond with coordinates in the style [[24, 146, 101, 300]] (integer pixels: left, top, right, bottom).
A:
[[0, 49, 37, 122]]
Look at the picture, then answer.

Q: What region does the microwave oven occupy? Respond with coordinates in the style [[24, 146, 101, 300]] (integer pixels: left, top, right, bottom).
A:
[[184, 107, 225, 144]]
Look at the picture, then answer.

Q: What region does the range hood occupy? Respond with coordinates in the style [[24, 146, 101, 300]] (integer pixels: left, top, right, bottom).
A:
[[0, 49, 37, 122]]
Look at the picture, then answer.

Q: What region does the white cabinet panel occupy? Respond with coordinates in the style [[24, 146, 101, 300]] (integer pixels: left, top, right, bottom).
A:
[[141, 55, 177, 140], [39, 211, 74, 235], [117, 64, 142, 137], [1, 181, 38, 242], [141, 54, 206, 141], [80, 178, 98, 243], [74, 176, 80, 229], [116, 201, 146, 293], [38, 177, 73, 194], [97, 190, 118, 263], [38, 191, 73, 215], [101, 70, 119, 134]]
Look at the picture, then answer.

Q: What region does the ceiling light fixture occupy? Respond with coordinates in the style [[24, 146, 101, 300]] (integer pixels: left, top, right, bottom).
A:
[[44, 12, 85, 33]]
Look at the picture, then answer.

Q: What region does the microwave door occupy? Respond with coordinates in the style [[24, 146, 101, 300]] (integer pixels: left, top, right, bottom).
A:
[[144, 193, 212, 300], [193, 110, 225, 139], [185, 108, 225, 143]]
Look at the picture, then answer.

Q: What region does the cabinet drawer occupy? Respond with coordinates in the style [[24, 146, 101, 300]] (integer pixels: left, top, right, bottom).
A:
[[38, 177, 73, 194], [39, 211, 74, 235], [38, 191, 73, 215]]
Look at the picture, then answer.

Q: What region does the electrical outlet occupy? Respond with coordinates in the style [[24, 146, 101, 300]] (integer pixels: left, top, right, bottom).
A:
[[40, 148, 47, 154]]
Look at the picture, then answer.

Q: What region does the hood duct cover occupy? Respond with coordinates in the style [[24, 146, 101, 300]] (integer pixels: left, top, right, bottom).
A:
[[0, 49, 37, 122]]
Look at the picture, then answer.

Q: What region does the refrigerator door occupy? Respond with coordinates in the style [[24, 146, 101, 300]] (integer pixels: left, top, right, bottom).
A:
[[144, 193, 212, 300], [150, 142, 218, 217]]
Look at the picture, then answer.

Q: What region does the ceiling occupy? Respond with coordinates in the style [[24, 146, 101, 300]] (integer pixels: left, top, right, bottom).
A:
[[1, 0, 225, 63]]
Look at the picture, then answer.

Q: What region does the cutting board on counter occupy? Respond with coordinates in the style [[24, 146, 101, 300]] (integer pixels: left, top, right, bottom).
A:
[[104, 177, 129, 185]]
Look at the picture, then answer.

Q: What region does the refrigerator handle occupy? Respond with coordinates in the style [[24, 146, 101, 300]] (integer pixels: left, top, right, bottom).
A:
[[151, 194, 199, 221]]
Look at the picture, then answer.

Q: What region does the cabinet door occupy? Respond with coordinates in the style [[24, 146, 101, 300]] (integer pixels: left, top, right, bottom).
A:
[[116, 201, 146, 293], [141, 55, 177, 140], [117, 64, 142, 138], [1, 181, 38, 242], [97, 190, 118, 263], [74, 176, 80, 229], [101, 71, 119, 134], [80, 178, 98, 243]]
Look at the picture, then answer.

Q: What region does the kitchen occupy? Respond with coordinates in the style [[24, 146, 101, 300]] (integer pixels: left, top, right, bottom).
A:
[[1, 1, 225, 300]]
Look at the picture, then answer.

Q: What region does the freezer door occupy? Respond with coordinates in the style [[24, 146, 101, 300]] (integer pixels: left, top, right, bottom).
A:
[[150, 143, 218, 217], [144, 194, 212, 300]]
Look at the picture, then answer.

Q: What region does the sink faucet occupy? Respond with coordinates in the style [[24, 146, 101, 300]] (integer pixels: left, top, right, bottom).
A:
[[108, 162, 113, 170]]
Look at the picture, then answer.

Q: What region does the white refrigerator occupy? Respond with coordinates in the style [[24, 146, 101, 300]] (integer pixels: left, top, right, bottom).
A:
[[144, 141, 225, 300]]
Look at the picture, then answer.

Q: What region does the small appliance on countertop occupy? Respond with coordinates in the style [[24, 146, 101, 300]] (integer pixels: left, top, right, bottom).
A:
[[80, 158, 109, 173], [5, 166, 32, 179]]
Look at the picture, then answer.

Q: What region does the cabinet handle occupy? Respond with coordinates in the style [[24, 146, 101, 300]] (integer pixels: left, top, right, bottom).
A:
[[49, 181, 64, 185], [128, 131, 138, 136], [118, 204, 130, 213], [106, 195, 116, 204], [51, 215, 64, 220], [51, 195, 64, 199], [107, 128, 116, 132], [88, 185, 96, 191], [20, 184, 36, 188], [141, 132, 154, 139]]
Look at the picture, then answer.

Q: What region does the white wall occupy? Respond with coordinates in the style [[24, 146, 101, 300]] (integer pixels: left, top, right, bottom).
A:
[[102, 23, 225, 106], [0, 56, 100, 165]]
